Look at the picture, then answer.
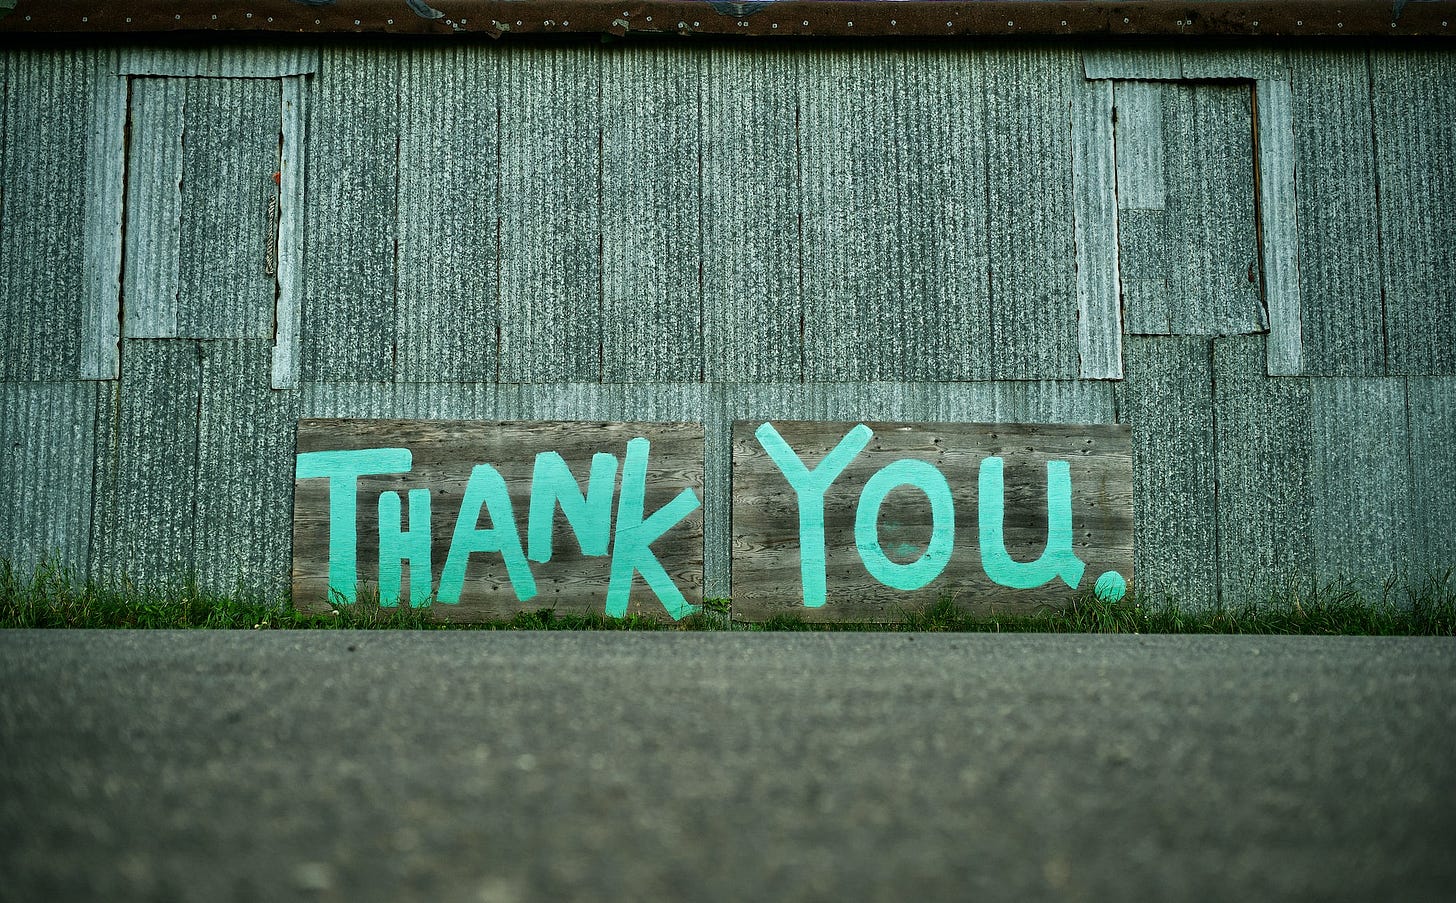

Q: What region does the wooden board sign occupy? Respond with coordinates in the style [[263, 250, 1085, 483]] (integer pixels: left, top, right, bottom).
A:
[[293, 420, 704, 621], [732, 421, 1133, 621]]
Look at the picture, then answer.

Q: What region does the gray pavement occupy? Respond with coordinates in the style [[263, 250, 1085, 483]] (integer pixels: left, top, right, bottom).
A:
[[0, 631, 1452, 902]]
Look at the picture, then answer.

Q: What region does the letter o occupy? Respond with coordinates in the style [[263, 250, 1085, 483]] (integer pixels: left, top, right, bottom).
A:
[[853, 459, 955, 591]]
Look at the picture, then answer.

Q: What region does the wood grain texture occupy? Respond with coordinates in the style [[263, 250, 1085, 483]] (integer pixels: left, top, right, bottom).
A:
[[731, 420, 1132, 622], [1213, 336, 1313, 605], [293, 420, 704, 621], [1115, 336, 1218, 608]]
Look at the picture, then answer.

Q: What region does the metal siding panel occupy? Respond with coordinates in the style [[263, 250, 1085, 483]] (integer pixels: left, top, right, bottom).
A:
[[799, 48, 995, 382], [121, 76, 185, 339], [1118, 82, 1266, 337], [1081, 47, 1183, 81], [799, 48, 902, 382], [193, 341, 298, 597], [1290, 52, 1382, 376], [497, 46, 601, 383], [1213, 336, 1314, 604], [395, 45, 499, 383], [985, 46, 1078, 379], [82, 51, 125, 379], [300, 382, 500, 420], [1310, 377, 1414, 591], [1407, 378, 1456, 575], [1, 51, 89, 379], [992, 380, 1118, 424], [1116, 336, 1218, 606], [176, 78, 280, 338], [1256, 77, 1303, 376], [271, 76, 307, 389], [118, 46, 320, 77], [1179, 47, 1288, 80], [702, 46, 802, 383], [1072, 78, 1123, 379], [600, 45, 703, 382], [1371, 49, 1456, 376], [301, 46, 399, 380], [0, 383, 99, 577], [91, 340, 201, 588]]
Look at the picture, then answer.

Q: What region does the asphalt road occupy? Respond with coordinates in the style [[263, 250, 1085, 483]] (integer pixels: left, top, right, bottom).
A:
[[1, 631, 1452, 903]]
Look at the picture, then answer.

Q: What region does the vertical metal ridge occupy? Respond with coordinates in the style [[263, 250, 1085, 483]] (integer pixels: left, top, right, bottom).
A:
[[394, 43, 499, 383], [498, 42, 602, 383]]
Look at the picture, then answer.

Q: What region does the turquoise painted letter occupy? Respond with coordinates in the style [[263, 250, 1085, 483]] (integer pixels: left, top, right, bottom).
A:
[[527, 451, 618, 563], [977, 457, 1086, 590], [295, 447, 412, 605], [437, 464, 537, 604], [378, 489, 432, 608], [755, 422, 872, 607], [605, 437, 701, 620], [854, 459, 956, 591]]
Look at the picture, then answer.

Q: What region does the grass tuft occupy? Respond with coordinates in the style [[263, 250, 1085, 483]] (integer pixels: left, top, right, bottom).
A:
[[2, 557, 1452, 635]]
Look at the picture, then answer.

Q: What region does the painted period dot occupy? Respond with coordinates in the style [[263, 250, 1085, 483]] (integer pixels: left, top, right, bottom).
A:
[[1094, 571, 1127, 603]]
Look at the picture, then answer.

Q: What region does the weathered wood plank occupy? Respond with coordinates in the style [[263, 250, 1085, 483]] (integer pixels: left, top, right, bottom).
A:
[[600, 44, 702, 382], [293, 420, 704, 621], [1072, 77, 1123, 379], [1288, 51, 1378, 375], [301, 46, 399, 380], [985, 46, 1078, 379], [731, 420, 1133, 622], [121, 77, 186, 339], [1117, 82, 1266, 337], [1115, 336, 1218, 607], [394, 45, 499, 382], [1310, 377, 1414, 592], [1213, 337, 1314, 605], [1, 50, 93, 377], [1407, 378, 1456, 577], [1371, 49, 1456, 376], [194, 341, 300, 598], [497, 45, 601, 383], [175, 78, 280, 338], [702, 46, 802, 383]]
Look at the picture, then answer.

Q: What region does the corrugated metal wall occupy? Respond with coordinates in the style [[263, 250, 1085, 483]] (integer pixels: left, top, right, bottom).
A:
[[1, 39, 1452, 608]]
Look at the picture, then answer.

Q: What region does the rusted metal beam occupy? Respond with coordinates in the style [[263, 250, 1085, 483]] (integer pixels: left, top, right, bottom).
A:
[[2, 1, 1454, 39]]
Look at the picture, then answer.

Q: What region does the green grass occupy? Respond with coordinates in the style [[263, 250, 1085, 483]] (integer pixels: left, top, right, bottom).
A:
[[2, 558, 1453, 635]]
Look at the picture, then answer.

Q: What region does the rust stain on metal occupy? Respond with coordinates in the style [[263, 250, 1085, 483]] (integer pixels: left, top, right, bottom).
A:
[[2, 1, 1455, 38]]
